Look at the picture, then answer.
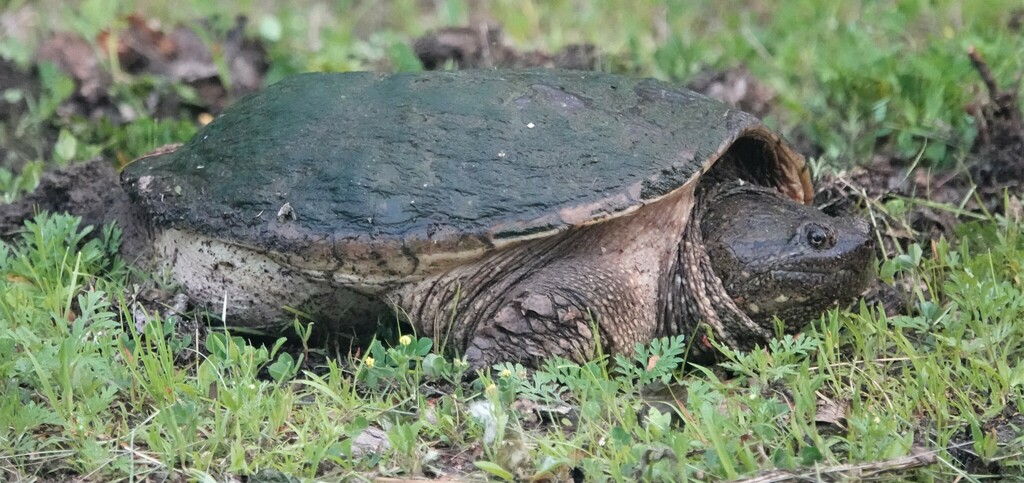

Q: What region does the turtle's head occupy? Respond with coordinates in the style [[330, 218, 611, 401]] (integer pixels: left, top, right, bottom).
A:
[[700, 184, 875, 332]]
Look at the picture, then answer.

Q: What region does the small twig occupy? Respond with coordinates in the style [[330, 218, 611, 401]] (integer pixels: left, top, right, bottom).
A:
[[968, 46, 1001, 102], [732, 447, 938, 482]]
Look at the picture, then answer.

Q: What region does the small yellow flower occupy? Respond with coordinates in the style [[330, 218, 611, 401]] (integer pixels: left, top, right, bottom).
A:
[[399, 335, 413, 346], [499, 369, 513, 378], [364, 356, 375, 368], [485, 383, 498, 398]]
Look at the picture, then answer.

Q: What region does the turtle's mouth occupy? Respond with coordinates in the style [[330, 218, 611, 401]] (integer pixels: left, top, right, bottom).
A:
[[770, 266, 871, 294], [734, 264, 873, 331], [772, 263, 868, 278]]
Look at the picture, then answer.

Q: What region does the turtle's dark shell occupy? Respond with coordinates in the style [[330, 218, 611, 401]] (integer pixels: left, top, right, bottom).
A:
[[122, 70, 810, 280]]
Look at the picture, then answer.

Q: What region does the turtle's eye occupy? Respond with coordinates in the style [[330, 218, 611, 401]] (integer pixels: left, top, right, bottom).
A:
[[806, 224, 833, 250]]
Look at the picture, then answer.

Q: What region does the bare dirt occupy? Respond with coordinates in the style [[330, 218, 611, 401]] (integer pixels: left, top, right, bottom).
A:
[[947, 405, 1024, 478]]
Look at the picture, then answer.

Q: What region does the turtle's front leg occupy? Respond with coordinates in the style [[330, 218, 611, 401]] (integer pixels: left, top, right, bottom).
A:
[[461, 259, 657, 369], [463, 288, 599, 369], [389, 252, 657, 369]]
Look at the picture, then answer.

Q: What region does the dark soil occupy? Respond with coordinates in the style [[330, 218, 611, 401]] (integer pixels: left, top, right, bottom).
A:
[[0, 157, 152, 260], [947, 406, 1024, 478], [965, 46, 1024, 212]]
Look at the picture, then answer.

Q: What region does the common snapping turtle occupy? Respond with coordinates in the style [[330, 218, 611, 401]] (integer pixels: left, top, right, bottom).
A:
[[118, 69, 873, 366]]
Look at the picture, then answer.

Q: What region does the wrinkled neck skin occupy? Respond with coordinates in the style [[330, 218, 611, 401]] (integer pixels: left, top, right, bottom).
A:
[[662, 185, 770, 363]]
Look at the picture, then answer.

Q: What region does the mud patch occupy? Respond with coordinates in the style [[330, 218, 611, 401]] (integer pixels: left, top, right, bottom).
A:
[[0, 157, 152, 259]]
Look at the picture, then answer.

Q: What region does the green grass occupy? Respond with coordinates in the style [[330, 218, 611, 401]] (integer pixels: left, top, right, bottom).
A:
[[2, 212, 1022, 480], [2, 0, 1024, 480]]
